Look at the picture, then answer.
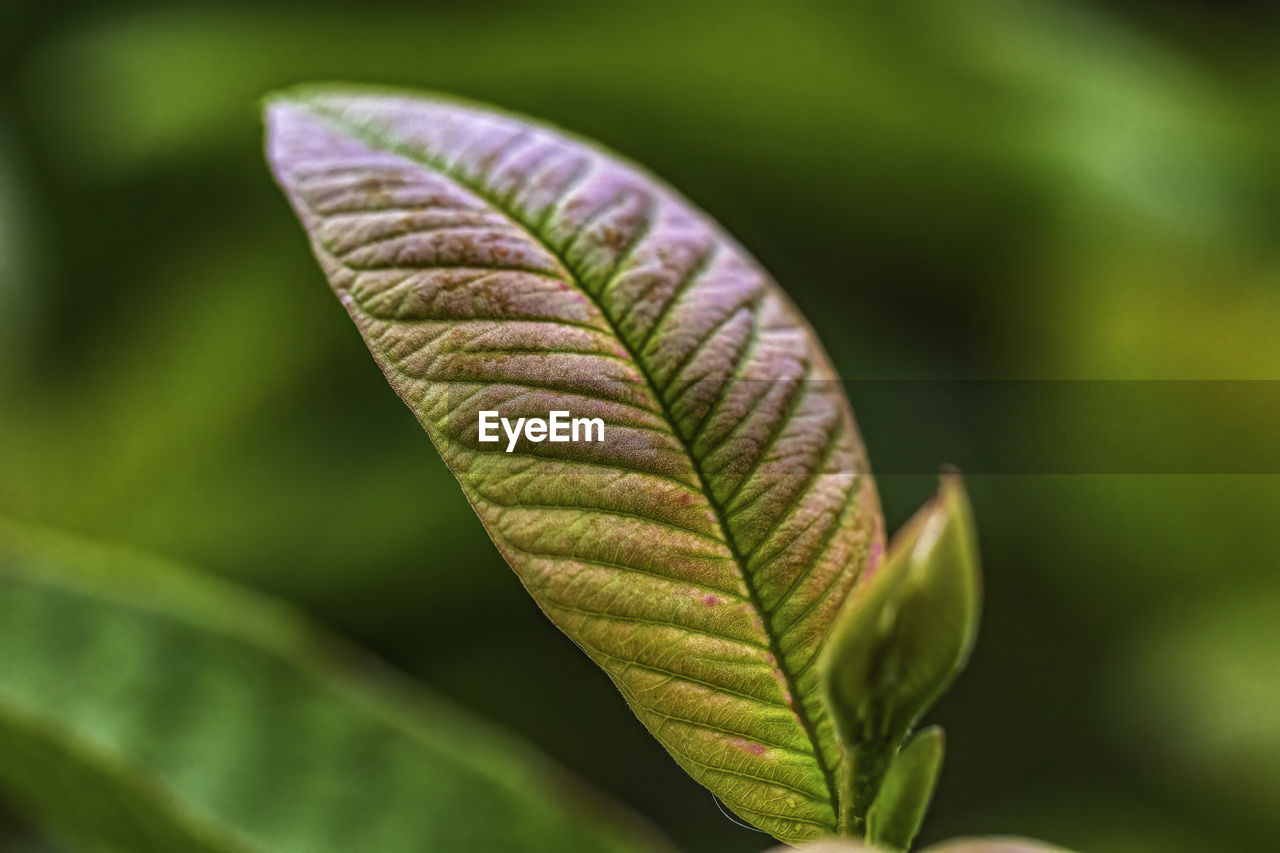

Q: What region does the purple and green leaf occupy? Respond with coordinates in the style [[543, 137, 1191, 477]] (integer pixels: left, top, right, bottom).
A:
[[265, 86, 979, 845]]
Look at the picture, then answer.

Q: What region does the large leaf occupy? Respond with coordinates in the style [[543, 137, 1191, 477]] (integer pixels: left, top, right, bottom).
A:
[[266, 87, 882, 841], [0, 519, 667, 853]]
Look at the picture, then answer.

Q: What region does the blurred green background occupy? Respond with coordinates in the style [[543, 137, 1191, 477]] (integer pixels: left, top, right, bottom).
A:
[[2, 0, 1278, 850]]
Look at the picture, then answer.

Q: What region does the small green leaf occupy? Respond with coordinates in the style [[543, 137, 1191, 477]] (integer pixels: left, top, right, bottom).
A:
[[819, 474, 980, 833], [0, 519, 667, 853], [265, 86, 883, 842], [867, 726, 945, 852]]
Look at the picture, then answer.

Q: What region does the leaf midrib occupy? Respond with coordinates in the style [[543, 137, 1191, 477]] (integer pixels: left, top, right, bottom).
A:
[[297, 99, 842, 828]]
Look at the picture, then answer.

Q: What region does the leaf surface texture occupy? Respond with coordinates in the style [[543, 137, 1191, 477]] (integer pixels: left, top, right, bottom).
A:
[[266, 88, 883, 840]]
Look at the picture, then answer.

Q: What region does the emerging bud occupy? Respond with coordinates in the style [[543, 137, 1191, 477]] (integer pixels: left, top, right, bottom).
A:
[[820, 473, 981, 840]]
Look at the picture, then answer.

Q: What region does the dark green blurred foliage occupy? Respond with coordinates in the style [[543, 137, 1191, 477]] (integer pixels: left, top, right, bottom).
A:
[[0, 521, 665, 853], [2, 1, 1278, 850]]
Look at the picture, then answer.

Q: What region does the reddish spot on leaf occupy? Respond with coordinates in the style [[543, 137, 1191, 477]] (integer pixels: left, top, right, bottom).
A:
[[867, 540, 884, 575], [731, 738, 768, 756], [865, 516, 886, 579], [703, 594, 722, 606]]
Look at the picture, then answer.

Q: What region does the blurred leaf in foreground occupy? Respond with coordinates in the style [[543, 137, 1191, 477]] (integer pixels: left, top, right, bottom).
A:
[[921, 841, 1071, 853], [0, 519, 668, 853]]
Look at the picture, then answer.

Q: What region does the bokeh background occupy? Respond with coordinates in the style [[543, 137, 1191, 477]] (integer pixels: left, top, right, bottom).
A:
[[2, 1, 1279, 850]]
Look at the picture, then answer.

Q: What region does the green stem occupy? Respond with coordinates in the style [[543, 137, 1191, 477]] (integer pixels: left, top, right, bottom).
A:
[[841, 740, 893, 839]]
